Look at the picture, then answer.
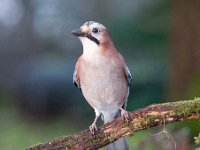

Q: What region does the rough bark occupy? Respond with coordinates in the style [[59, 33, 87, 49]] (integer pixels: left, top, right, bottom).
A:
[[26, 98, 200, 150]]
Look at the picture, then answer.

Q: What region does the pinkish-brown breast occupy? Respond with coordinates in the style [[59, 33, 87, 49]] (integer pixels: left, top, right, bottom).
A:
[[76, 50, 128, 111]]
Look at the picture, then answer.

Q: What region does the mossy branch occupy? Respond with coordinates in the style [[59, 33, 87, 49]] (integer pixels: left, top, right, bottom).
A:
[[26, 98, 200, 150]]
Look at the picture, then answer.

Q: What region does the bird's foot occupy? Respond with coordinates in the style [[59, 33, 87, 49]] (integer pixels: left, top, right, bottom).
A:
[[120, 108, 130, 122], [89, 123, 98, 134]]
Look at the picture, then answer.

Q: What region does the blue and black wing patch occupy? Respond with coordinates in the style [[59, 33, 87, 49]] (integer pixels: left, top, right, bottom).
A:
[[126, 66, 132, 87], [128, 73, 132, 87], [73, 70, 81, 91]]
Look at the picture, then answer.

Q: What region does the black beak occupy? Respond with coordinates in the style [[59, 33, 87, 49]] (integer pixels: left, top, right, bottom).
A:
[[71, 29, 86, 37]]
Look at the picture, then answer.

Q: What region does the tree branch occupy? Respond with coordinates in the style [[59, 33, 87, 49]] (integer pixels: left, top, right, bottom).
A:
[[26, 98, 200, 150]]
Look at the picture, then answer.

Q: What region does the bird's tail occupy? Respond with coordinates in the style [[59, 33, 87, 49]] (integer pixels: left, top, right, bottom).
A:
[[106, 137, 129, 150], [103, 112, 129, 150]]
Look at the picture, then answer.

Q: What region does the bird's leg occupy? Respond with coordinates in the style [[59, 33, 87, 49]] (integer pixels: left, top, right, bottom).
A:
[[120, 107, 129, 122], [89, 110, 101, 134]]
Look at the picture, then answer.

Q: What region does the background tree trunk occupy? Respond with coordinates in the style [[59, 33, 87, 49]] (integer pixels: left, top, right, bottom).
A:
[[169, 0, 200, 99]]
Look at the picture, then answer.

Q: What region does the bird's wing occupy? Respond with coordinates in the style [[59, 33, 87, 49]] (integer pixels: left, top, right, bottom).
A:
[[117, 53, 132, 109], [123, 64, 132, 109], [73, 57, 82, 90], [117, 53, 132, 87], [126, 65, 132, 88], [73, 69, 80, 88]]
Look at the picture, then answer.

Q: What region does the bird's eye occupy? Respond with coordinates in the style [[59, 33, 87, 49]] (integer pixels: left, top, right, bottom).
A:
[[92, 28, 99, 33]]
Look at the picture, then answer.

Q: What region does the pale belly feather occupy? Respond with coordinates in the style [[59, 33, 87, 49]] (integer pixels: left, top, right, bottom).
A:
[[80, 57, 128, 112]]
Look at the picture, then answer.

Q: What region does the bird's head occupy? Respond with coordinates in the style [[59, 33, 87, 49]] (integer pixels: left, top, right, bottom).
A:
[[71, 21, 113, 49]]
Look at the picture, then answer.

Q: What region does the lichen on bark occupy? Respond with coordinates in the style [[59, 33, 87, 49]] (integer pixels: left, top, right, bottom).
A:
[[26, 98, 200, 150]]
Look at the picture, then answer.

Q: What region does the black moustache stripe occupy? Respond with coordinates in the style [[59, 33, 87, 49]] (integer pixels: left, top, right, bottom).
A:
[[86, 34, 100, 45]]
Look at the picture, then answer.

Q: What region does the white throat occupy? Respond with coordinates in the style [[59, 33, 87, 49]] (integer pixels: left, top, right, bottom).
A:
[[80, 37, 100, 59]]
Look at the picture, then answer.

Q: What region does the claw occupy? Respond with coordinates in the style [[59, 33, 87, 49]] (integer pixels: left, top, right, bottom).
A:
[[89, 110, 100, 134], [89, 123, 98, 134], [120, 108, 130, 122]]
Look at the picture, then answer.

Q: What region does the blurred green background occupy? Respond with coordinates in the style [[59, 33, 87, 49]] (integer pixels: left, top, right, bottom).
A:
[[0, 0, 199, 149]]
